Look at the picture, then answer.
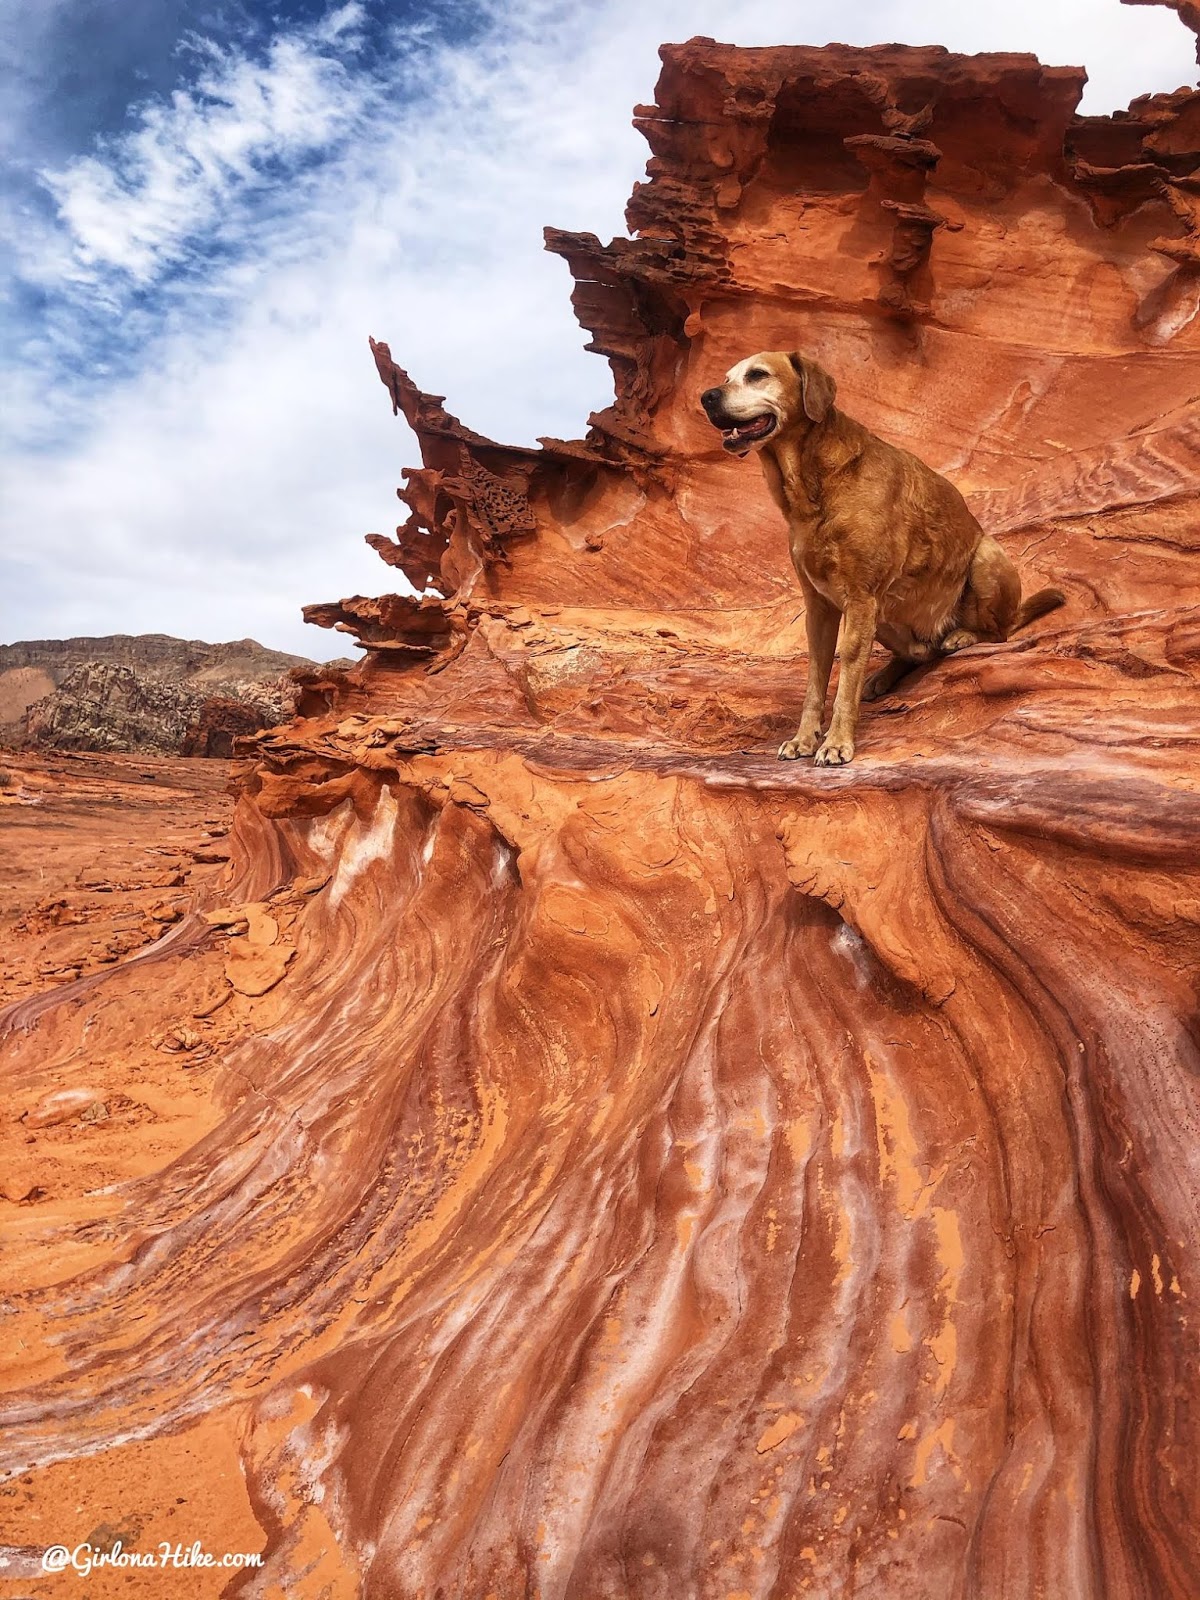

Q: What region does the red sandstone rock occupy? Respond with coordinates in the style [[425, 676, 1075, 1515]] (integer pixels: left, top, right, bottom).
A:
[[181, 695, 270, 758], [1, 12, 1199, 1599], [21, 1087, 106, 1129]]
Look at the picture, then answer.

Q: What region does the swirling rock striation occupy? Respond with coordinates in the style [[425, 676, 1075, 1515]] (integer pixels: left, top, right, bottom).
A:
[[2, 10, 1199, 1599]]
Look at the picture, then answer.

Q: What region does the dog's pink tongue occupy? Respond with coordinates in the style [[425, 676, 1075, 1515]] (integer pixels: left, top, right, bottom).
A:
[[727, 416, 769, 442]]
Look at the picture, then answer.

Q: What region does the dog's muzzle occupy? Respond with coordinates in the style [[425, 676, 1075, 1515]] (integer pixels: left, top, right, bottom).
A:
[[717, 413, 777, 453], [700, 389, 777, 454]]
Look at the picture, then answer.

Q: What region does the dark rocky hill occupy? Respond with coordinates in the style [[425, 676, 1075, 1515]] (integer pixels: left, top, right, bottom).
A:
[[0, 634, 347, 756]]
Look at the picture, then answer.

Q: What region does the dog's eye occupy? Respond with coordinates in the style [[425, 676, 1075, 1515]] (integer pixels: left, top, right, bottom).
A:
[[746, 369, 768, 381]]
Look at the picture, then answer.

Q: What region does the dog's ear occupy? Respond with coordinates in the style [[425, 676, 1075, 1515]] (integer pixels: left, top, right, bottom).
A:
[[788, 353, 836, 423]]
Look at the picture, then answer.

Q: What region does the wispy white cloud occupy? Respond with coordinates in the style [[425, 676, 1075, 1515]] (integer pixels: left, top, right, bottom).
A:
[[32, 3, 374, 287], [1, 0, 1194, 657]]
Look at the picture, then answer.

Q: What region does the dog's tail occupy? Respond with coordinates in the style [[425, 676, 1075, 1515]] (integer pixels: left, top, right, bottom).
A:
[[1014, 586, 1066, 632]]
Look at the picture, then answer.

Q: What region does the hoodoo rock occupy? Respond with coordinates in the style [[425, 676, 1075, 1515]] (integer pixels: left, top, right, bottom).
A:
[[2, 10, 1199, 1599]]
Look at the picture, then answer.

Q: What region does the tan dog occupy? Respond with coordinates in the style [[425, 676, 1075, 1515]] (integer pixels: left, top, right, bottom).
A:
[[700, 352, 1064, 764]]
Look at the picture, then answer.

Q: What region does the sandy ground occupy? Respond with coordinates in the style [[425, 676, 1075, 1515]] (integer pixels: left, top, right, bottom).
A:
[[0, 750, 237, 1011], [0, 751, 268, 1597]]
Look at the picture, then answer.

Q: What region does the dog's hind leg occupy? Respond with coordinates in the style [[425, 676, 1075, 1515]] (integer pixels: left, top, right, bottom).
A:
[[863, 654, 915, 700], [864, 627, 938, 698], [947, 536, 1021, 651]]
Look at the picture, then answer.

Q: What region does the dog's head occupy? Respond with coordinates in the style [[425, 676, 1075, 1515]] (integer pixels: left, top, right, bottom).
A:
[[700, 351, 837, 456]]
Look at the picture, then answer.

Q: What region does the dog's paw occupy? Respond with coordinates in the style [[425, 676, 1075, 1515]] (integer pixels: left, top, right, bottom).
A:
[[778, 731, 821, 761], [814, 736, 855, 767], [940, 629, 978, 654]]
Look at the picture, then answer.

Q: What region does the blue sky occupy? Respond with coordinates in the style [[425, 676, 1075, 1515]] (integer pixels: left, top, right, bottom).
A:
[[1, 0, 1193, 659]]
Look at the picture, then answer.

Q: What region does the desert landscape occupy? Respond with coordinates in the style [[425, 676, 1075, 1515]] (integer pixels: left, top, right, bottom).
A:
[[2, 5, 1199, 1598]]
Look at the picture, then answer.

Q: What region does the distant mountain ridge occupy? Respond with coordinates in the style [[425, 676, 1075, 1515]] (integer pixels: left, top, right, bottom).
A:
[[0, 633, 337, 756], [0, 633, 312, 680]]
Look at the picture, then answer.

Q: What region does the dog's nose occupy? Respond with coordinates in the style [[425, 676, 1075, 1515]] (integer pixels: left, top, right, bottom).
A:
[[700, 387, 721, 411]]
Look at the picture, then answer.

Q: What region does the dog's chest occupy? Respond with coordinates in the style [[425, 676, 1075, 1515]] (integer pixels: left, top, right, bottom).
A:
[[786, 517, 841, 600]]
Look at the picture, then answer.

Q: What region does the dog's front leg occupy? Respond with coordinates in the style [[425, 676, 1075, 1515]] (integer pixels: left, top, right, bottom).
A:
[[779, 580, 839, 760], [815, 595, 878, 766]]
